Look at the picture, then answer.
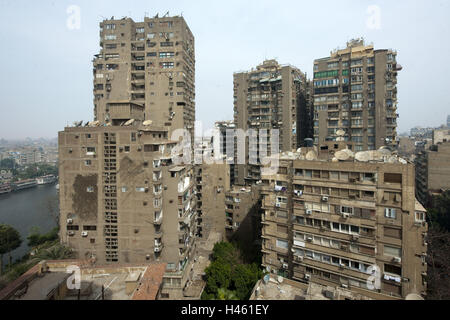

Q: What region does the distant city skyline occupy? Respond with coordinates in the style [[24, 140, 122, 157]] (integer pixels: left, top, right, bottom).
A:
[[0, 0, 449, 139]]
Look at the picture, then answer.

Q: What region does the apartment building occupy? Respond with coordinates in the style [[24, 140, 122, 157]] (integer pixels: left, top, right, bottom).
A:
[[59, 108, 198, 300], [233, 59, 311, 185], [313, 38, 401, 151], [193, 140, 230, 241], [58, 14, 199, 299], [432, 128, 450, 145], [260, 142, 427, 299], [93, 15, 195, 140], [225, 186, 261, 248], [214, 120, 236, 186], [415, 140, 450, 206]]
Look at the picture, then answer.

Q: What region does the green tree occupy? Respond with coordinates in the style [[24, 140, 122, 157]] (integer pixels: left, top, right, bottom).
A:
[[0, 158, 15, 170], [0, 224, 22, 275], [232, 263, 264, 300], [27, 227, 59, 247], [202, 242, 264, 300], [28, 243, 74, 265], [428, 191, 450, 232], [204, 261, 232, 295], [217, 288, 239, 300]]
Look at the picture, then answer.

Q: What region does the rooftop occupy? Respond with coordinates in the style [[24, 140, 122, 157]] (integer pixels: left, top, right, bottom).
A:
[[250, 275, 394, 300], [0, 260, 166, 300]]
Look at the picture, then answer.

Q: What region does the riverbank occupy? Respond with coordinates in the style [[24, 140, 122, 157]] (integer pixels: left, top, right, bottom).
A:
[[0, 184, 58, 263]]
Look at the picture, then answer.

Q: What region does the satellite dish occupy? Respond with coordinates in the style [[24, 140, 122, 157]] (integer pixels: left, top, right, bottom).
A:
[[305, 150, 317, 160], [263, 274, 270, 284], [378, 147, 392, 156], [336, 129, 345, 136], [335, 150, 350, 161], [143, 120, 153, 126], [332, 157, 339, 162], [387, 156, 397, 163], [124, 119, 135, 126], [277, 276, 284, 283], [355, 152, 370, 162]]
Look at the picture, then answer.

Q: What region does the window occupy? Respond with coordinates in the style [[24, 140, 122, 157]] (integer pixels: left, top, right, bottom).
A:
[[384, 264, 401, 276], [384, 245, 401, 258], [85, 160, 92, 166], [159, 52, 175, 58], [160, 62, 174, 69], [104, 34, 117, 40], [384, 173, 402, 184], [385, 208, 396, 219], [276, 239, 288, 249], [86, 187, 94, 193], [415, 211, 426, 223], [121, 186, 128, 193], [341, 206, 353, 215]]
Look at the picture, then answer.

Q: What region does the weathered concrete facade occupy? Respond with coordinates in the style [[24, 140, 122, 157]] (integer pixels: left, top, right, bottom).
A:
[[93, 16, 195, 140], [233, 60, 311, 185], [260, 143, 427, 299], [59, 122, 199, 298], [415, 140, 450, 206], [313, 39, 400, 151]]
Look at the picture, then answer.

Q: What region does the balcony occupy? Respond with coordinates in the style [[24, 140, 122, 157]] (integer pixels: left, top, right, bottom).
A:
[[154, 213, 163, 225], [154, 243, 163, 253]]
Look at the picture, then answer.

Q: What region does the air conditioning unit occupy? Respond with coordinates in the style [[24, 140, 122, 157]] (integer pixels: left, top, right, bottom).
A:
[[341, 283, 348, 289], [351, 235, 359, 241], [342, 213, 350, 218], [339, 263, 346, 269], [304, 274, 311, 281], [68, 231, 75, 236], [392, 257, 402, 263], [306, 236, 313, 242], [282, 263, 288, 269], [67, 219, 73, 225], [295, 256, 304, 262], [321, 196, 329, 202], [275, 203, 281, 208], [81, 231, 88, 237], [306, 209, 313, 215]]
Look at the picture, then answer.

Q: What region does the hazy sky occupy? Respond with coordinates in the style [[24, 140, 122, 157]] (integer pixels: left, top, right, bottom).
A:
[[0, 0, 449, 139]]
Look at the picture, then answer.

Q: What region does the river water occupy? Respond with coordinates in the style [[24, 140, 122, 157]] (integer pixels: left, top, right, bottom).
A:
[[0, 184, 58, 265]]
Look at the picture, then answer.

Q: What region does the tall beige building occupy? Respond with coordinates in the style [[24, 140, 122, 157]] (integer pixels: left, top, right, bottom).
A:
[[415, 139, 450, 206], [260, 142, 428, 299], [93, 15, 195, 139], [59, 15, 199, 299], [233, 59, 311, 186], [313, 38, 401, 151]]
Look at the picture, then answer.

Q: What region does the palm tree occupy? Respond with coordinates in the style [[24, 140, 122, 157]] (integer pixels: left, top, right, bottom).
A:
[[28, 243, 74, 265]]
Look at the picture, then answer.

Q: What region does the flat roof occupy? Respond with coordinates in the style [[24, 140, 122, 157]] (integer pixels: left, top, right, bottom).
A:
[[169, 166, 185, 172]]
